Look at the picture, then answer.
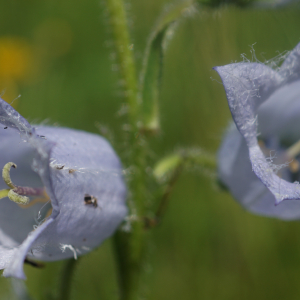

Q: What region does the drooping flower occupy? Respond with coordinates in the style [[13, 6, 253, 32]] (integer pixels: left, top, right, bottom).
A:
[[0, 98, 127, 279], [215, 42, 300, 220]]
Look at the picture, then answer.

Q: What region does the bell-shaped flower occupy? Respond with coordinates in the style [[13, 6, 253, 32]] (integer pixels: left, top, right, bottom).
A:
[[215, 42, 300, 220], [0, 98, 127, 279]]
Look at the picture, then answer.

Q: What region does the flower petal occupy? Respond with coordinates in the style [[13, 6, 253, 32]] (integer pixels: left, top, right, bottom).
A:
[[3, 218, 54, 279], [28, 126, 127, 262], [215, 62, 300, 204], [219, 124, 300, 220], [279, 42, 300, 83], [258, 80, 300, 143], [0, 99, 33, 136], [0, 246, 17, 270]]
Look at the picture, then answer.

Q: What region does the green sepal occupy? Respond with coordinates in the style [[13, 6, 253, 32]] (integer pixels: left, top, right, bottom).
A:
[[139, 0, 195, 133]]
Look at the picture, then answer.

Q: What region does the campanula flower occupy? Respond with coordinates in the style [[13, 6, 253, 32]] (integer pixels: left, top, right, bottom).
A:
[[0, 98, 127, 279], [215, 42, 300, 220]]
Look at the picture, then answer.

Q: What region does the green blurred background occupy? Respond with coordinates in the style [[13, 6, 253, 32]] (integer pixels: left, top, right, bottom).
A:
[[1, 0, 300, 299]]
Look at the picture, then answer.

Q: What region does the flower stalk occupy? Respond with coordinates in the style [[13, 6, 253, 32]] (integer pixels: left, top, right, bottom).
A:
[[57, 258, 80, 300]]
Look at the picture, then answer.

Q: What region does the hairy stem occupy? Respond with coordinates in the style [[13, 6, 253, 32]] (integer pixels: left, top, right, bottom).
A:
[[104, 0, 138, 130], [104, 0, 147, 299]]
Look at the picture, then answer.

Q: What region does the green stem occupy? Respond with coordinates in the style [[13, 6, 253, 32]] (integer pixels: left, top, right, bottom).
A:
[[57, 259, 79, 300], [155, 162, 184, 224], [104, 0, 139, 130], [152, 148, 216, 226], [105, 0, 147, 299]]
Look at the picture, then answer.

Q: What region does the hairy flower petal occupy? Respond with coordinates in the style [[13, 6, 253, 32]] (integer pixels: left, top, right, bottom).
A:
[[0, 99, 127, 279], [216, 42, 300, 219], [219, 124, 300, 220]]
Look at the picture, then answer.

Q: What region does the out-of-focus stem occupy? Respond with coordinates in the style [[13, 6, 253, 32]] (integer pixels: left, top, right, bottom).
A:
[[57, 258, 79, 300]]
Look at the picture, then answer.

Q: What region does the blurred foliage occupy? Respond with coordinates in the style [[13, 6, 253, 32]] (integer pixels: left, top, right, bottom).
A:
[[198, 0, 254, 8], [0, 0, 300, 300]]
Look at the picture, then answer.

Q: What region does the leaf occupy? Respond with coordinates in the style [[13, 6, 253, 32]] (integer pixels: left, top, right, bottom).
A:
[[139, 0, 195, 133]]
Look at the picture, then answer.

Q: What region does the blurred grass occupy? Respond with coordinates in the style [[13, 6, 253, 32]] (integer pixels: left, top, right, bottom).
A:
[[0, 0, 300, 299]]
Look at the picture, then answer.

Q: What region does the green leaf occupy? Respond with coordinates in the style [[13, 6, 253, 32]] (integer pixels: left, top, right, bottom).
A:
[[139, 0, 195, 133]]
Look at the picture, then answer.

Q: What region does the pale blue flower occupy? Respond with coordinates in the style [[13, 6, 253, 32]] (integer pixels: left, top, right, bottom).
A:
[[0, 98, 127, 279], [215, 42, 300, 220]]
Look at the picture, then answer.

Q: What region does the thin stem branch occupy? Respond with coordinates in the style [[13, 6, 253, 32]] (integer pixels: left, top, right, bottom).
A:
[[150, 148, 216, 228], [155, 163, 184, 224]]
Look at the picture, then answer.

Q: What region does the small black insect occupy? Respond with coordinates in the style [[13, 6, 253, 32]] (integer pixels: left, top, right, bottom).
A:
[[84, 194, 98, 208], [4, 127, 7, 129]]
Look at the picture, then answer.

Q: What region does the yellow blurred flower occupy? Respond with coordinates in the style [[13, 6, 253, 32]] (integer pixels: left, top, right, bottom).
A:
[[0, 37, 33, 104], [0, 37, 32, 81], [0, 19, 72, 104]]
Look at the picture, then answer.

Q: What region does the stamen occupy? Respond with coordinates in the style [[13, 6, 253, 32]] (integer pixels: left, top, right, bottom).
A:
[[8, 190, 29, 205], [0, 162, 47, 206], [286, 140, 300, 159], [2, 162, 17, 189], [0, 189, 9, 200], [260, 140, 300, 174], [284, 140, 300, 173]]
